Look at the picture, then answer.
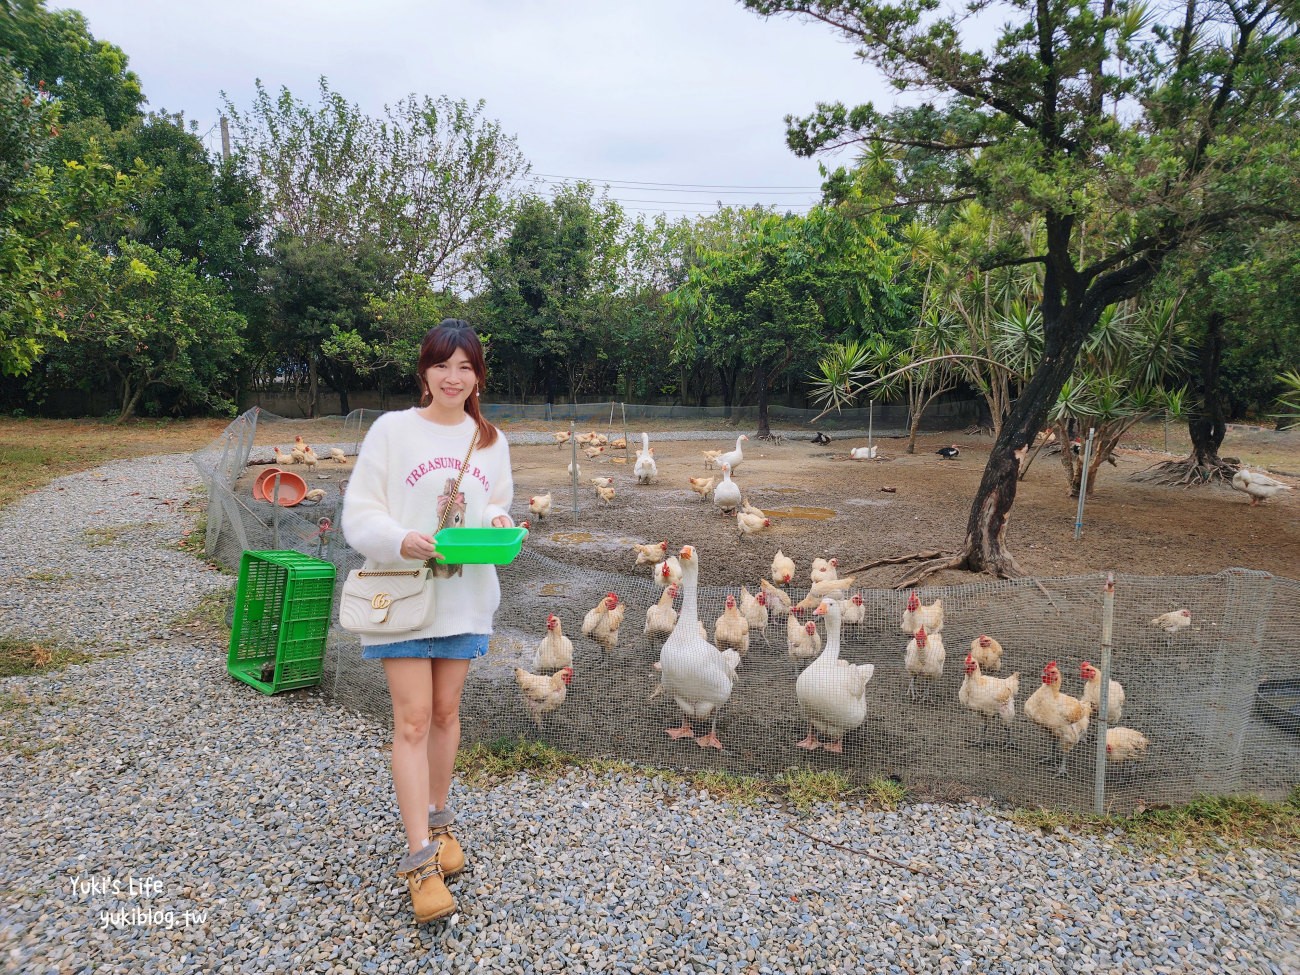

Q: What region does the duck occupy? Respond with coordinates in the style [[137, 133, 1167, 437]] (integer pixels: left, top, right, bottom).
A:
[[712, 463, 742, 513], [658, 544, 740, 751], [936, 444, 960, 459], [634, 432, 658, 485], [1231, 468, 1293, 506], [794, 597, 874, 753]]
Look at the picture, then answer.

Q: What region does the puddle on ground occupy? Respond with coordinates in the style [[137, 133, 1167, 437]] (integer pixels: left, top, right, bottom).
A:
[[550, 531, 596, 543], [764, 506, 837, 520]]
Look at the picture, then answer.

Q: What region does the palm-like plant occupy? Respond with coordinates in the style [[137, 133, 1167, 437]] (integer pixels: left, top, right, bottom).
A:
[[1276, 370, 1300, 429]]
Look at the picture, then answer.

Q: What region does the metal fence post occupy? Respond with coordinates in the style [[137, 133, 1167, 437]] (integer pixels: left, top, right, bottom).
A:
[[1093, 571, 1115, 814], [1074, 427, 1096, 540], [570, 420, 579, 517]]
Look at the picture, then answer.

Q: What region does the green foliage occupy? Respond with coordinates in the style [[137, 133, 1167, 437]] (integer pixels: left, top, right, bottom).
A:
[[1277, 370, 1300, 428], [224, 78, 527, 289], [42, 242, 244, 420], [0, 0, 143, 129]]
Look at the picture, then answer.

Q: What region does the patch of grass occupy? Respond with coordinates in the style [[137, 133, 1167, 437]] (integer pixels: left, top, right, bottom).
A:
[[83, 524, 135, 547], [780, 768, 852, 811], [23, 571, 71, 583], [172, 588, 232, 636], [0, 416, 230, 511], [1012, 793, 1300, 851], [0, 638, 93, 678], [455, 738, 572, 785], [863, 776, 908, 810]]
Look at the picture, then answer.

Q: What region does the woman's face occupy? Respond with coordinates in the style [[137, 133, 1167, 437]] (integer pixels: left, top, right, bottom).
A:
[[423, 347, 478, 412]]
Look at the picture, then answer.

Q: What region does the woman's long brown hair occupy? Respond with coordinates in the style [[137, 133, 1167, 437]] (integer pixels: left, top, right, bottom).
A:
[[416, 320, 499, 449]]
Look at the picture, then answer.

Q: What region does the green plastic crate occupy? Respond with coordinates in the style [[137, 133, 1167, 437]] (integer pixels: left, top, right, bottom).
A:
[[228, 550, 336, 695]]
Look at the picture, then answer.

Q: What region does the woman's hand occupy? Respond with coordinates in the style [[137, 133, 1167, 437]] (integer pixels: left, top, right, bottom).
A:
[[490, 515, 513, 528], [399, 531, 440, 562]]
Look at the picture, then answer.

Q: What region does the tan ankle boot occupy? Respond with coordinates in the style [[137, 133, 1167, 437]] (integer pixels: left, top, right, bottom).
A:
[[428, 809, 465, 876], [396, 840, 456, 922]]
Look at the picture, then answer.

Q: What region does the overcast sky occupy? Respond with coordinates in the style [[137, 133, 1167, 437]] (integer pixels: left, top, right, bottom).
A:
[[60, 0, 892, 220]]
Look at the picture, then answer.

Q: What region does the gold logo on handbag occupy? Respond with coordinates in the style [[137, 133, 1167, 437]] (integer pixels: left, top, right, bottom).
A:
[[371, 592, 392, 610]]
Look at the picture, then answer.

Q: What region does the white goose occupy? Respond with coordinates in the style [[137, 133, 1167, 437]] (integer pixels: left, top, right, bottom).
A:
[[794, 598, 874, 753], [712, 463, 742, 513], [716, 434, 748, 473], [658, 544, 740, 750], [634, 432, 658, 485]]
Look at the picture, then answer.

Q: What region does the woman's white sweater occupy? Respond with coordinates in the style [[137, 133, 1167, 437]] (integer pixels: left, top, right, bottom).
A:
[[341, 409, 514, 644]]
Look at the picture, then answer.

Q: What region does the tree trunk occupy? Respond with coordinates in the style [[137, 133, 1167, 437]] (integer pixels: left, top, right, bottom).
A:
[[906, 410, 922, 454], [307, 357, 320, 419], [755, 364, 771, 438], [338, 387, 350, 415], [961, 311, 1093, 575], [1188, 310, 1229, 468]]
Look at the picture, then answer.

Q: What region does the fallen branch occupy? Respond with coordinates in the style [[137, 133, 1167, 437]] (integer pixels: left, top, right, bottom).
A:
[[785, 822, 975, 887], [845, 550, 946, 575]]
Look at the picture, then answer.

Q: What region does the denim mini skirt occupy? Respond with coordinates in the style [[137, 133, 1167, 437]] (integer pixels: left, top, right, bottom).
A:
[[361, 633, 490, 661]]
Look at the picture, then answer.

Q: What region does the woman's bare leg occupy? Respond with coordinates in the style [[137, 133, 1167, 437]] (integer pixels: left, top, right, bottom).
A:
[[427, 657, 471, 814], [382, 658, 435, 856]]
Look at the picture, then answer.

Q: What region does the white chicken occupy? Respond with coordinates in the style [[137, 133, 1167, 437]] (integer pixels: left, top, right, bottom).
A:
[[633, 540, 669, 565], [567, 461, 581, 477], [786, 608, 822, 667], [968, 634, 1004, 672], [301, 446, 319, 471], [552, 431, 571, 446], [738, 586, 769, 642], [1079, 661, 1125, 723], [590, 476, 614, 489], [655, 556, 683, 590], [327, 447, 347, 463], [688, 475, 715, 500], [528, 493, 553, 521], [716, 434, 748, 473], [794, 575, 857, 613], [1105, 727, 1150, 774], [849, 445, 878, 460], [712, 463, 742, 514], [644, 584, 679, 640], [658, 544, 740, 750], [740, 498, 765, 518], [958, 654, 1019, 747], [901, 591, 944, 634], [302, 488, 327, 504], [839, 592, 866, 625], [634, 432, 657, 485], [701, 449, 723, 469], [903, 625, 945, 703], [1149, 608, 1192, 634], [760, 577, 793, 618], [736, 510, 771, 539], [1023, 661, 1091, 777], [794, 598, 874, 753], [581, 592, 624, 653], [596, 484, 616, 506], [1231, 468, 1294, 506], [770, 550, 796, 587], [810, 557, 839, 585], [514, 666, 574, 729], [534, 614, 573, 672], [714, 593, 750, 657]]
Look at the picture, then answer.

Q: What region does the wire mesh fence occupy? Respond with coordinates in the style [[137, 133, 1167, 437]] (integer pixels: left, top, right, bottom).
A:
[[194, 409, 1300, 815]]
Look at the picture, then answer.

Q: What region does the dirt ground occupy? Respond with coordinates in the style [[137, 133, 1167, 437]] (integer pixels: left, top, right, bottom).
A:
[[508, 426, 1300, 588]]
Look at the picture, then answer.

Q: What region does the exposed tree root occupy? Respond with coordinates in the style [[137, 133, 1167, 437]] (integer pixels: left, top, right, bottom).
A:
[[895, 551, 973, 589], [846, 550, 947, 576], [847, 548, 1022, 589], [1129, 456, 1237, 487]]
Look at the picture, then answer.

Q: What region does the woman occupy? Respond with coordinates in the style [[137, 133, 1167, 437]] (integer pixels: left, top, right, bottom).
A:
[[342, 319, 514, 922]]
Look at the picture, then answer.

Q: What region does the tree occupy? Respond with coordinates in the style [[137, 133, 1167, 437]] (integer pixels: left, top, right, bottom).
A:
[[671, 204, 904, 436], [43, 242, 244, 420], [224, 78, 527, 291], [0, 0, 143, 128], [479, 185, 627, 403], [747, 0, 1300, 581], [256, 234, 400, 417], [0, 64, 138, 376]]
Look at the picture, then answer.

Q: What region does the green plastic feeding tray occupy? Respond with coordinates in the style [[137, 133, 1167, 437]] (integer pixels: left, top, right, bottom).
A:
[[433, 526, 529, 565]]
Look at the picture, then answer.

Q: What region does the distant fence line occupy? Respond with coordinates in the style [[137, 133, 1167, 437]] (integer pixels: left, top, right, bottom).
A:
[[192, 408, 1300, 815]]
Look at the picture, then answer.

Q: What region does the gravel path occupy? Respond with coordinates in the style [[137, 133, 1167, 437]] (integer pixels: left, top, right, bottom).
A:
[[0, 457, 1296, 974]]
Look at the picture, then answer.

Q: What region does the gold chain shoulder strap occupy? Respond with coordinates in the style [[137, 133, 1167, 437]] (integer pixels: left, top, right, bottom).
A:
[[357, 426, 480, 578], [436, 427, 480, 534]]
